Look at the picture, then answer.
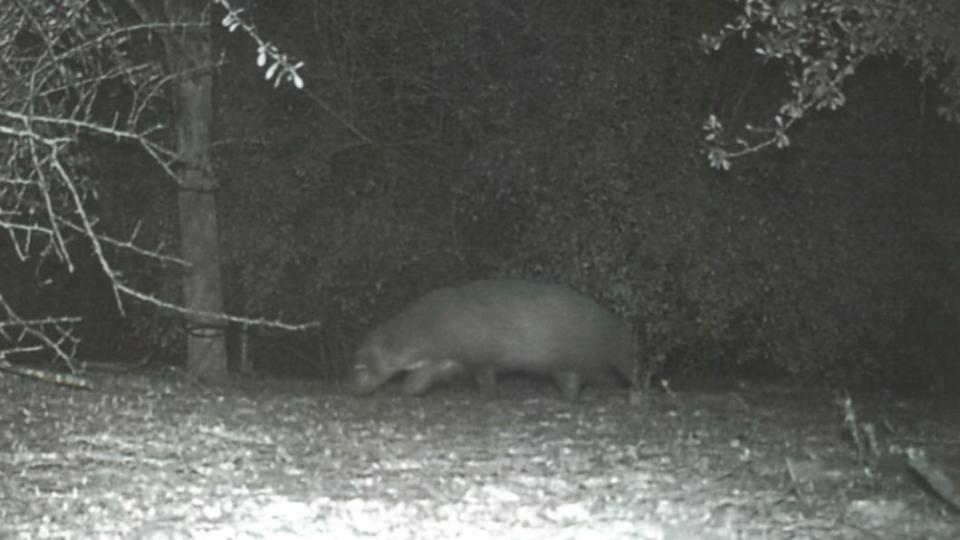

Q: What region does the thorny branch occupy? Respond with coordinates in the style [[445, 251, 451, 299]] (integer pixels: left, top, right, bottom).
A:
[[0, 294, 81, 370], [0, 1, 317, 373]]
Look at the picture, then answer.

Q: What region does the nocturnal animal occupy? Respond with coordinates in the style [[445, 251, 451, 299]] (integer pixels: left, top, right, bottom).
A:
[[352, 279, 635, 398]]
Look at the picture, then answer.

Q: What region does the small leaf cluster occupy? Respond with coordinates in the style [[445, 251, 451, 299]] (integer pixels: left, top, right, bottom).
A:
[[217, 0, 305, 89], [703, 0, 960, 168]]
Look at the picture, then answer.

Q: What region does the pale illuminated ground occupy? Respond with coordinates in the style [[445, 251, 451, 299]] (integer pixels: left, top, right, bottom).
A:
[[1, 372, 958, 539]]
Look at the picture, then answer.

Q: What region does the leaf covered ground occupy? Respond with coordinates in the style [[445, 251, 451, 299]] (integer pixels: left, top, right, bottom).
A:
[[1, 371, 957, 539]]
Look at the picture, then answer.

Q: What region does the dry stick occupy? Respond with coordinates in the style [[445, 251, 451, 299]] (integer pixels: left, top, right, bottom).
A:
[[55, 217, 189, 267], [0, 110, 182, 186], [907, 447, 960, 512], [49, 145, 125, 313], [26, 135, 73, 273], [0, 294, 83, 380], [0, 357, 93, 390], [784, 457, 807, 505], [0, 296, 78, 364], [115, 283, 321, 331]]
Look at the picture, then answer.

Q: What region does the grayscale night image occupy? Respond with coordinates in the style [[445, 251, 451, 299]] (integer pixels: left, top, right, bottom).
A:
[[1, 0, 958, 537]]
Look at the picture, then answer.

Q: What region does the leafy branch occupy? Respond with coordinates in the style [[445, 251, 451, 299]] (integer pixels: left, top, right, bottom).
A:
[[703, 0, 960, 169]]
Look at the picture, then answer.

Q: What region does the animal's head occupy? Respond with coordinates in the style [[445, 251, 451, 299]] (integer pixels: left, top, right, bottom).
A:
[[352, 329, 430, 395]]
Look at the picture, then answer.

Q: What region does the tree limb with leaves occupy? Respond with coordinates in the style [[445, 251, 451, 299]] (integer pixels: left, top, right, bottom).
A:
[[703, 0, 960, 169]]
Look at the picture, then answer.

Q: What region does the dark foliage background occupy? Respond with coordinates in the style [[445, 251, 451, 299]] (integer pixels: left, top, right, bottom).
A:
[[83, 0, 960, 390]]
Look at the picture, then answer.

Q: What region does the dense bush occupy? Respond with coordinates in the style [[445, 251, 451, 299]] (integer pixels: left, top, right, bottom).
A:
[[103, 0, 958, 387]]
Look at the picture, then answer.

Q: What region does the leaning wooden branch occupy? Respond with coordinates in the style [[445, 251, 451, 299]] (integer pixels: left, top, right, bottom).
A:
[[0, 358, 94, 390], [907, 447, 960, 513], [116, 283, 322, 332]]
